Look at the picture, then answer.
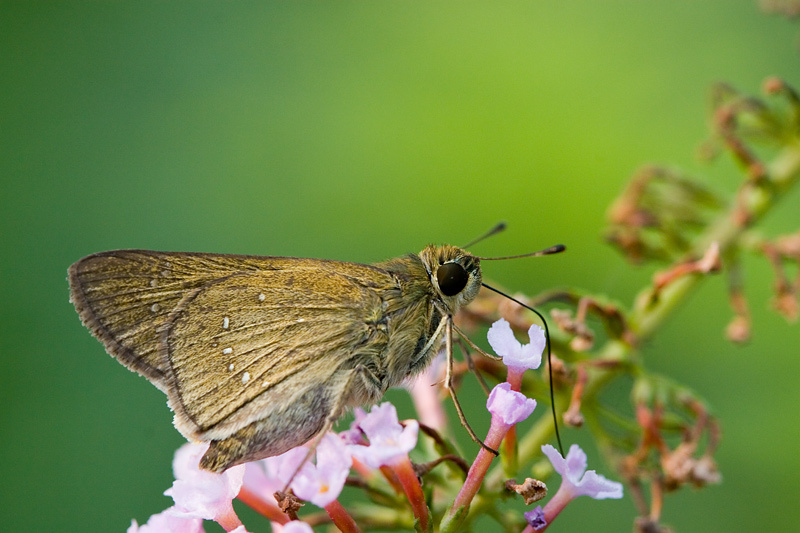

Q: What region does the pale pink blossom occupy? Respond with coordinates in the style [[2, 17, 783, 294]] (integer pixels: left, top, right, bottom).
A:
[[280, 521, 315, 533], [164, 442, 245, 528], [348, 402, 419, 468], [487, 382, 537, 426], [127, 507, 204, 533], [487, 318, 545, 372], [290, 433, 352, 507], [542, 444, 623, 500]]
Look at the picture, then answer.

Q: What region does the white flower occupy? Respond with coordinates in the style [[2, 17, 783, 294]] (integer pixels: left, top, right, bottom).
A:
[[542, 444, 623, 500], [487, 318, 545, 372]]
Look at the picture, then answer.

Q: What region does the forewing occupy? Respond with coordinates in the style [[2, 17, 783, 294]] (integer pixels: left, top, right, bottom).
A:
[[68, 250, 345, 387], [160, 265, 397, 439]]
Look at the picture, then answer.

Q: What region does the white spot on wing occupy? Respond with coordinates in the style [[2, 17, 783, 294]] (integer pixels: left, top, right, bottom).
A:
[[228, 363, 235, 371], [258, 293, 266, 302], [242, 372, 250, 384], [222, 347, 233, 355], [150, 303, 160, 313], [223, 316, 230, 329]]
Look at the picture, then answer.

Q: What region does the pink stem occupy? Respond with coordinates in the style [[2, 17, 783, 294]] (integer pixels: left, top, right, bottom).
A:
[[502, 425, 518, 474], [506, 368, 525, 392], [391, 455, 431, 531], [324, 500, 362, 533], [448, 418, 509, 516], [215, 504, 244, 532], [541, 486, 572, 527]]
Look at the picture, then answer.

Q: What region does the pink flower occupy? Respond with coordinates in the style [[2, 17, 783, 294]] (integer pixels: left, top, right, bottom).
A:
[[127, 508, 204, 533], [245, 446, 308, 494], [487, 318, 545, 372], [241, 460, 281, 498], [164, 442, 245, 530], [280, 522, 315, 533], [529, 444, 623, 531], [348, 402, 419, 468], [290, 433, 352, 507], [338, 407, 369, 446], [238, 454, 301, 524], [444, 384, 536, 527], [542, 444, 623, 500], [487, 382, 537, 426], [408, 358, 449, 432]]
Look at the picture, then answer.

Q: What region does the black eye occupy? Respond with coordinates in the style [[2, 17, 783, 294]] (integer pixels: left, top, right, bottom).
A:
[[437, 262, 469, 296]]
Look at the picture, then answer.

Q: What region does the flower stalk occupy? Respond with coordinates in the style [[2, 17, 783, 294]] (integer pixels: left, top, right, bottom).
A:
[[324, 500, 361, 533]]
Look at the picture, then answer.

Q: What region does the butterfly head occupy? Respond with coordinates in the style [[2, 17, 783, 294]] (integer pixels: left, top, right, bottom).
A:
[[420, 244, 482, 312]]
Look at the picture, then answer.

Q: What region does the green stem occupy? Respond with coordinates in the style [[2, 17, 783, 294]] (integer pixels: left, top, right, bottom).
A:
[[633, 143, 800, 341]]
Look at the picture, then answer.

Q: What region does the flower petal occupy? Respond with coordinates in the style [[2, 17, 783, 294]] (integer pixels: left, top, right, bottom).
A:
[[487, 382, 536, 426], [572, 470, 624, 499], [541, 444, 567, 475], [291, 434, 352, 508], [242, 461, 280, 496], [488, 319, 545, 371], [358, 402, 401, 441], [564, 444, 588, 483], [487, 318, 521, 358], [128, 507, 205, 533], [522, 324, 546, 369], [347, 403, 419, 468], [165, 442, 245, 521], [541, 443, 623, 501], [282, 522, 315, 533], [524, 506, 547, 530]]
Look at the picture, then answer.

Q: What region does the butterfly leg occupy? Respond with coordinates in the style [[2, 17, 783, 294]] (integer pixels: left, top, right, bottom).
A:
[[443, 316, 499, 456], [456, 336, 492, 396]]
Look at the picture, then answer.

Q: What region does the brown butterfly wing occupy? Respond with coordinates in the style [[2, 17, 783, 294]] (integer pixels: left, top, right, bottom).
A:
[[161, 267, 398, 440], [68, 250, 299, 387], [68, 250, 399, 442]]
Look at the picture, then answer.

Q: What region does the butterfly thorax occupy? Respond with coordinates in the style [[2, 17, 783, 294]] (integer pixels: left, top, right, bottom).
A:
[[373, 245, 482, 389]]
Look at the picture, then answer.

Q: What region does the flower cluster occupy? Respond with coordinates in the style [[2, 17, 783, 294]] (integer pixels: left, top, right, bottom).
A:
[[128, 319, 623, 533], [131, 399, 422, 533]]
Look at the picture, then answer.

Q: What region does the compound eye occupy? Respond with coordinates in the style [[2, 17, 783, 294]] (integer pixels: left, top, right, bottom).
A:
[[437, 262, 469, 296]]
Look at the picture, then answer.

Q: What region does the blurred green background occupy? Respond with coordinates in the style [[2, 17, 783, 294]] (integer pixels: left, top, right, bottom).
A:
[[2, 2, 799, 532]]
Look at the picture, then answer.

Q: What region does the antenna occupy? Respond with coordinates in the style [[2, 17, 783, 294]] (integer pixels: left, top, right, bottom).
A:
[[461, 221, 507, 249], [477, 244, 566, 261]]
